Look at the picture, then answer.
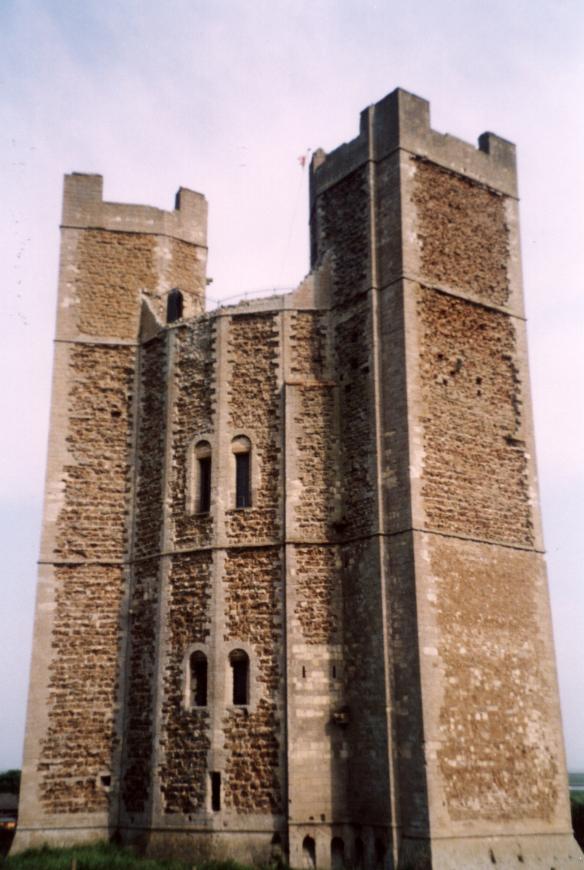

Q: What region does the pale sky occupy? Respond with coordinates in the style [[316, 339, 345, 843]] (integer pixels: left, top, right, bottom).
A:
[[1, 0, 582, 772]]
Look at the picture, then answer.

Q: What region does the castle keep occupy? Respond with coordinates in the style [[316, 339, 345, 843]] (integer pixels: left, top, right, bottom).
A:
[[15, 89, 580, 868]]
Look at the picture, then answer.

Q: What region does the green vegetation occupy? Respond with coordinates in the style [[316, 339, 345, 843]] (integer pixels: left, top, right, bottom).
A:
[[0, 772, 20, 796], [0, 842, 282, 870]]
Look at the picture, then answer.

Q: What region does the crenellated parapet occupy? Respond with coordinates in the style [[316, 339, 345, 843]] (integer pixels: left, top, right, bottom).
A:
[[57, 173, 208, 342]]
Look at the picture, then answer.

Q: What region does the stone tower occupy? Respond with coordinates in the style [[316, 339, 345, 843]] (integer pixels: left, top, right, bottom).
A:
[[15, 90, 580, 868]]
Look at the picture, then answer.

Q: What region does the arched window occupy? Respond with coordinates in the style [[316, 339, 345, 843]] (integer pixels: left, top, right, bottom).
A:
[[232, 435, 251, 508], [331, 837, 345, 870], [166, 288, 184, 323], [189, 651, 208, 707], [194, 440, 212, 513], [229, 649, 249, 705], [302, 835, 316, 869]]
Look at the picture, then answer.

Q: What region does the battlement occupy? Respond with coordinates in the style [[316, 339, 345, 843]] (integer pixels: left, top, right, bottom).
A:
[[61, 173, 207, 247], [311, 87, 517, 202]]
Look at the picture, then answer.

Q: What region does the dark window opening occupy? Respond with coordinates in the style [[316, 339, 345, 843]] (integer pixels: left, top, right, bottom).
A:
[[302, 836, 316, 869], [235, 451, 251, 508], [198, 456, 211, 513], [332, 665, 337, 678], [100, 774, 111, 788], [190, 651, 208, 707], [375, 839, 385, 870], [211, 772, 221, 811], [302, 666, 306, 678], [193, 441, 212, 514], [166, 288, 183, 323], [331, 837, 345, 870], [354, 838, 364, 870], [230, 649, 249, 705]]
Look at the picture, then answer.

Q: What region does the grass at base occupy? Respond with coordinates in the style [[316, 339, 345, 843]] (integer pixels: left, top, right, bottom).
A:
[[0, 842, 264, 870]]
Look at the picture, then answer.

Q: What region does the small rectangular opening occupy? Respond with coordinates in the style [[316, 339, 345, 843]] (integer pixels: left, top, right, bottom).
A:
[[211, 772, 221, 811]]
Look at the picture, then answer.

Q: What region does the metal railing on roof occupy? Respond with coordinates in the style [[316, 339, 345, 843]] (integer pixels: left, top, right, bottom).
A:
[[205, 286, 294, 311]]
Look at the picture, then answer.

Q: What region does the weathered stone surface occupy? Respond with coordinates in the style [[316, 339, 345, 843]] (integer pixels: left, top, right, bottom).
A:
[[38, 564, 123, 815], [76, 230, 156, 339], [294, 546, 340, 644], [417, 287, 533, 546], [222, 548, 283, 814], [134, 337, 166, 559], [55, 344, 134, 562], [412, 158, 511, 307], [225, 313, 281, 542], [122, 558, 159, 816], [429, 537, 559, 822], [159, 552, 212, 814]]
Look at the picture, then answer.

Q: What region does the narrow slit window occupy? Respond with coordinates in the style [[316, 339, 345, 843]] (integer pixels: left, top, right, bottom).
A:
[[194, 441, 212, 514], [198, 456, 211, 513], [166, 288, 183, 323], [229, 649, 249, 705], [232, 436, 251, 508], [235, 452, 250, 508], [211, 772, 221, 811], [190, 651, 208, 707]]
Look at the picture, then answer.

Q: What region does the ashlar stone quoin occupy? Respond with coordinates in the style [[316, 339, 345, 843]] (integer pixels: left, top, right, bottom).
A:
[[14, 88, 581, 869]]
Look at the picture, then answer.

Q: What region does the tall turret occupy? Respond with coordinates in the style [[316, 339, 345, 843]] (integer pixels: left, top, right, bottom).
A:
[[308, 87, 576, 868], [15, 174, 207, 848]]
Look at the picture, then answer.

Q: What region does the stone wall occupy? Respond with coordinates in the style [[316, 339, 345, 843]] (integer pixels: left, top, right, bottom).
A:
[[289, 311, 326, 379], [38, 337, 133, 814], [38, 565, 124, 814], [334, 302, 375, 539], [223, 548, 283, 814], [134, 336, 167, 559], [428, 536, 560, 822], [294, 386, 337, 540], [159, 552, 213, 814], [417, 287, 533, 546], [341, 539, 389, 826], [294, 546, 340, 644], [122, 558, 159, 816], [76, 230, 156, 339], [171, 319, 216, 549], [412, 158, 510, 307], [317, 167, 370, 307], [226, 313, 281, 542], [55, 344, 134, 562]]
